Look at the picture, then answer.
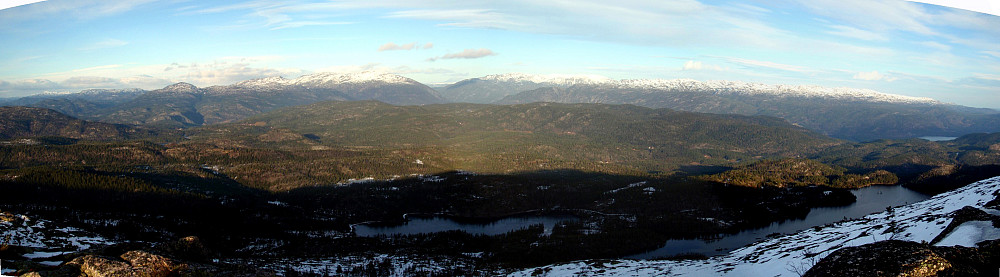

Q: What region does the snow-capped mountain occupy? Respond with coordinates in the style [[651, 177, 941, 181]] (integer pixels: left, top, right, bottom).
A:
[[444, 73, 938, 105], [92, 71, 444, 126], [510, 176, 1000, 277], [226, 76, 292, 91], [602, 79, 939, 105], [157, 82, 200, 94], [210, 71, 444, 104], [290, 71, 419, 87], [488, 74, 999, 141]]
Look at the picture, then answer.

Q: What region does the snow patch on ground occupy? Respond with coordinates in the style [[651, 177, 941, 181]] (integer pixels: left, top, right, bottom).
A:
[[935, 220, 1000, 247], [0, 214, 111, 251], [605, 181, 647, 194], [22, 251, 70, 259], [510, 176, 1000, 277]]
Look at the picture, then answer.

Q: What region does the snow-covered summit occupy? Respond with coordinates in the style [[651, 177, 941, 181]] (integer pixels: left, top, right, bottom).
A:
[[229, 76, 292, 91], [290, 71, 417, 87], [159, 82, 199, 93]]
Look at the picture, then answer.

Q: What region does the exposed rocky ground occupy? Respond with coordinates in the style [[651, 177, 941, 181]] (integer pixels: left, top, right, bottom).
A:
[[804, 239, 1000, 277]]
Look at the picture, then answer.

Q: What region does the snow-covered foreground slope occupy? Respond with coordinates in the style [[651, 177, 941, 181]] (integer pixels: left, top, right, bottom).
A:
[[0, 213, 110, 251], [0, 211, 112, 270], [511, 176, 1000, 277]]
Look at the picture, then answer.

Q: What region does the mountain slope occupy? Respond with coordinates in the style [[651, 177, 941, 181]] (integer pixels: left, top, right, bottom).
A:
[[2, 88, 147, 119], [493, 78, 1000, 141], [0, 106, 141, 140], [439, 73, 610, 103], [98, 82, 207, 126]]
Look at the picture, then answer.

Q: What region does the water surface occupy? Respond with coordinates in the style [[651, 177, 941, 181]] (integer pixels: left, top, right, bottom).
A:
[[628, 185, 930, 259], [918, 136, 958, 141], [354, 215, 579, 237]]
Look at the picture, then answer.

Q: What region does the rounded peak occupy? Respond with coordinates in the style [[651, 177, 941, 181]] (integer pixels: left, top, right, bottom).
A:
[[162, 82, 199, 92]]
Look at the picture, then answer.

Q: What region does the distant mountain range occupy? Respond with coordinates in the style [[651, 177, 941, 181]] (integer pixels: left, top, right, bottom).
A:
[[1, 72, 444, 127], [2, 72, 998, 140], [443, 74, 1000, 141]]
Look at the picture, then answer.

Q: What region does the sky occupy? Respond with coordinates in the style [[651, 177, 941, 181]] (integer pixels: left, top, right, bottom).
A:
[[0, 0, 998, 108]]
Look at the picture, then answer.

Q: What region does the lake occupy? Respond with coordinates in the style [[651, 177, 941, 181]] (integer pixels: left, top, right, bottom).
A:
[[354, 215, 580, 237], [919, 136, 958, 141], [627, 185, 931, 259]]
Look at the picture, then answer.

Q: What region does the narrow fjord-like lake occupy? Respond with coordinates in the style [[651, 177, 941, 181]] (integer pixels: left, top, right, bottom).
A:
[[628, 185, 930, 259], [354, 215, 579, 237]]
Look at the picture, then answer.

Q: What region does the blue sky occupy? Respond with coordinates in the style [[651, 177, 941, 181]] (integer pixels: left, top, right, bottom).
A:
[[0, 0, 998, 108]]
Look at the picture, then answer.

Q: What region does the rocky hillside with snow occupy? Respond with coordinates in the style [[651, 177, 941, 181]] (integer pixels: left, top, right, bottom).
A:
[[510, 176, 1000, 277]]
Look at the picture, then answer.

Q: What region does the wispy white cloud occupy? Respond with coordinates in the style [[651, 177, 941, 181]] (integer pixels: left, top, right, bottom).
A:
[[681, 60, 725, 71], [187, 1, 360, 31], [268, 21, 351, 30], [919, 41, 951, 52], [386, 9, 527, 29], [973, 73, 1000, 81], [719, 57, 812, 73], [790, 0, 937, 35], [378, 42, 417, 51], [426, 48, 496, 62], [982, 51, 1000, 59], [0, 0, 160, 23], [70, 64, 123, 72], [853, 70, 897, 81], [786, 0, 1000, 51], [826, 25, 887, 41], [422, 43, 434, 49]]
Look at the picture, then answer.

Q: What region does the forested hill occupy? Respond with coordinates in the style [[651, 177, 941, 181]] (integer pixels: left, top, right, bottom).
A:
[[0, 106, 145, 140], [249, 101, 839, 153], [171, 100, 842, 183]]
